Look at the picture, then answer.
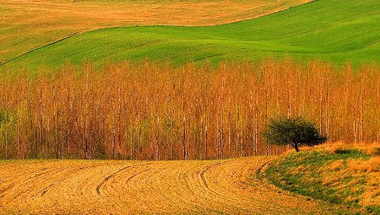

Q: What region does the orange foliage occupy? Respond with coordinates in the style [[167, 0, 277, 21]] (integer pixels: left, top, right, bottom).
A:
[[0, 60, 380, 160]]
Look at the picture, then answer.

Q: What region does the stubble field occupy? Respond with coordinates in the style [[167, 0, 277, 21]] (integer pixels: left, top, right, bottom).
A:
[[0, 157, 355, 214]]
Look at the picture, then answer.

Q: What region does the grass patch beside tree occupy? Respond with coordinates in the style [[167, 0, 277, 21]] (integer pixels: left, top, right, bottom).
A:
[[265, 145, 380, 213]]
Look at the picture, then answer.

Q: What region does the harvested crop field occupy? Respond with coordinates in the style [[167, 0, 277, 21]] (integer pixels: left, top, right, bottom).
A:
[[0, 157, 354, 214]]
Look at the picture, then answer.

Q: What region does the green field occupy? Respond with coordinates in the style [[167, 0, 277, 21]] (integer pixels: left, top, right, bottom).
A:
[[2, 0, 380, 70]]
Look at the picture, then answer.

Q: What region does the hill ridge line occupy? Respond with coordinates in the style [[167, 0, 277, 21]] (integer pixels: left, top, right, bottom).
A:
[[0, 0, 319, 68]]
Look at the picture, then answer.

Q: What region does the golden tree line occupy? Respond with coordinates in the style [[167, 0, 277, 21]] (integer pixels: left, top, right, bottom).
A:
[[0, 60, 379, 160]]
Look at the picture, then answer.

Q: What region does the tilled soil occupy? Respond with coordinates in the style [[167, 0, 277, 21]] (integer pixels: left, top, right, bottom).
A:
[[0, 157, 350, 214]]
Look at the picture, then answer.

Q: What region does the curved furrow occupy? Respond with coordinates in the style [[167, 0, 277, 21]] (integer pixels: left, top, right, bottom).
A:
[[97, 163, 161, 214], [0, 168, 58, 201], [124, 163, 181, 213], [96, 164, 133, 196], [28, 162, 122, 214], [0, 158, 353, 214], [39, 164, 97, 197], [170, 162, 216, 211]]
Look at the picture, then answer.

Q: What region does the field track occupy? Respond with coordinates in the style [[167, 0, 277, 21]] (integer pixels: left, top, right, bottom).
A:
[[0, 158, 351, 214]]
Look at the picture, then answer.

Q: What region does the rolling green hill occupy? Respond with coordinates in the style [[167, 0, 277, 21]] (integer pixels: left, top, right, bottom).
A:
[[2, 0, 380, 70]]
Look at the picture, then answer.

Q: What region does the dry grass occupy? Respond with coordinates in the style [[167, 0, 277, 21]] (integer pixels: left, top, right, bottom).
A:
[[0, 157, 349, 214], [319, 142, 380, 157], [0, 0, 312, 63], [325, 152, 380, 209], [269, 143, 380, 212], [347, 157, 380, 173]]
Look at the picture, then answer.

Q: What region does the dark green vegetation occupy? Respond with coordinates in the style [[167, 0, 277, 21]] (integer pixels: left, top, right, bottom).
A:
[[266, 148, 380, 213], [263, 117, 327, 152], [1, 0, 380, 70]]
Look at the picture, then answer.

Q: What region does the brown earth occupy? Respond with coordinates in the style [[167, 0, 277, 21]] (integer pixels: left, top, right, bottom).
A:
[[0, 157, 352, 214]]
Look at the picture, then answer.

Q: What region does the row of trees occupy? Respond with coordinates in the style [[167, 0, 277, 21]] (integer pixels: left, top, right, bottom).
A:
[[0, 60, 379, 159]]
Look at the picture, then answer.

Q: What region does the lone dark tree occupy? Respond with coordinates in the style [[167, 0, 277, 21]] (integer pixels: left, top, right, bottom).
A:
[[263, 117, 328, 152]]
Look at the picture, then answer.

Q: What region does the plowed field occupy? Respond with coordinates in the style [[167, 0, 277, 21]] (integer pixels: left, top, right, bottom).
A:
[[0, 157, 352, 214]]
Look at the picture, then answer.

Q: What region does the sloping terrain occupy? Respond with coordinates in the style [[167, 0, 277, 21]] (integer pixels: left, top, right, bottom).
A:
[[0, 157, 354, 214], [266, 144, 380, 214], [2, 0, 380, 70], [0, 0, 311, 64]]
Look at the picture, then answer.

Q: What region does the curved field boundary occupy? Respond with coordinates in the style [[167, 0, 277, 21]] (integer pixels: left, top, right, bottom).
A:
[[3, 0, 380, 70], [0, 1, 318, 68], [0, 158, 354, 214], [0, 0, 313, 65], [0, 32, 79, 67]]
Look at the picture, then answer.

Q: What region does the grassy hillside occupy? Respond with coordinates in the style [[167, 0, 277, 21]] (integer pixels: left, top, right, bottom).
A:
[[2, 0, 380, 70], [266, 144, 380, 214], [0, 0, 309, 65]]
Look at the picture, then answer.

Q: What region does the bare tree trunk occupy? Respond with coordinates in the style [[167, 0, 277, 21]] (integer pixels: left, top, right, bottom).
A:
[[170, 129, 174, 160], [182, 115, 186, 160], [204, 118, 208, 159], [5, 125, 8, 160], [220, 113, 223, 159], [293, 143, 300, 152], [156, 117, 160, 161], [112, 124, 116, 159], [228, 114, 232, 158]]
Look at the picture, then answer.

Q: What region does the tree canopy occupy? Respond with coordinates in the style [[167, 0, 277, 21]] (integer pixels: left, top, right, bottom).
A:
[[263, 117, 328, 152]]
